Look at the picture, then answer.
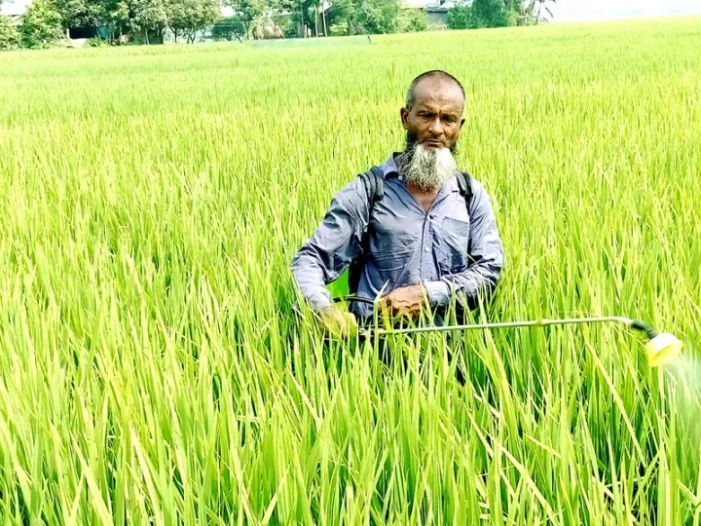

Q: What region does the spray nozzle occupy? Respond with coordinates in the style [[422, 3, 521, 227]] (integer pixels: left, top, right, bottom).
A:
[[629, 320, 683, 367], [644, 332, 684, 367]]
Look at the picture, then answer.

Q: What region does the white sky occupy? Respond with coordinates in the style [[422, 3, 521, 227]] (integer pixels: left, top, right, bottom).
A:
[[549, 0, 701, 22]]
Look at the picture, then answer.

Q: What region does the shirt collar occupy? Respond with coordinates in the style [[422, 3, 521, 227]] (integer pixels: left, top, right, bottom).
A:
[[378, 152, 402, 179]]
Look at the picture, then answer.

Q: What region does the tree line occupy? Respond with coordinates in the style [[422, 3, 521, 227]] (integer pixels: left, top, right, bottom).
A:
[[0, 0, 554, 50]]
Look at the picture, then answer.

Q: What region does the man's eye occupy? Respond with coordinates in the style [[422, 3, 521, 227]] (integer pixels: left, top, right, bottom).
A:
[[443, 116, 456, 123]]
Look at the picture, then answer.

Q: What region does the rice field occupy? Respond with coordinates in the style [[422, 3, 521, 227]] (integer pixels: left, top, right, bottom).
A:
[[1, 16, 701, 524]]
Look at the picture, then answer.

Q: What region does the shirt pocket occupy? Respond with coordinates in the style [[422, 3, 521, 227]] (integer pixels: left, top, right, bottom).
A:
[[372, 248, 413, 274], [437, 216, 470, 274]]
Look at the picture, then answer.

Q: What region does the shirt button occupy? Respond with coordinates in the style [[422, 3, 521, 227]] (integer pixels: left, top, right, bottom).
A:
[[424, 246, 430, 252]]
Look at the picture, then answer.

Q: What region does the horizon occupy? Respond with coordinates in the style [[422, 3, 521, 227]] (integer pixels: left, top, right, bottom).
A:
[[3, 0, 701, 24]]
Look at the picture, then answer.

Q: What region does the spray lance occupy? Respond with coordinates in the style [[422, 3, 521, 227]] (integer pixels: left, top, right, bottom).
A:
[[333, 296, 684, 368]]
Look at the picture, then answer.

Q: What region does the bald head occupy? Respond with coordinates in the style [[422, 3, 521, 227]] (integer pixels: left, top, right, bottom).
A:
[[405, 70, 466, 111]]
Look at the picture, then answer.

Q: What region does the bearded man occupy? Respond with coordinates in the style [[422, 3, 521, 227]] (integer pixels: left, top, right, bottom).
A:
[[291, 70, 505, 337]]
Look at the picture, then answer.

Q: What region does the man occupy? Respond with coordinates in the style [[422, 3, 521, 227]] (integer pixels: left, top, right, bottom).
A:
[[291, 70, 505, 337]]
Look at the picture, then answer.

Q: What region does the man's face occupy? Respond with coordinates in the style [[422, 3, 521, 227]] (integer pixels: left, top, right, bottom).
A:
[[401, 76, 466, 152]]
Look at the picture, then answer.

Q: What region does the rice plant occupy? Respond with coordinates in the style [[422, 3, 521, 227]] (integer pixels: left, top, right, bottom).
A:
[[0, 16, 700, 524]]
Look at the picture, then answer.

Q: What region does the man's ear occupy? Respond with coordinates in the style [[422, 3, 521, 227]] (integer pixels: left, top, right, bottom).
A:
[[400, 107, 409, 129]]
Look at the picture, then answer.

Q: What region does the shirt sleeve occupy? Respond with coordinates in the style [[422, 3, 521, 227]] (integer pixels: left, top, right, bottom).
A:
[[290, 177, 369, 312], [424, 180, 505, 309]]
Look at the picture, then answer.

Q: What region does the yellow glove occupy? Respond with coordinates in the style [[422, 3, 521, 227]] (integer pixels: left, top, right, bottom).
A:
[[318, 306, 358, 338]]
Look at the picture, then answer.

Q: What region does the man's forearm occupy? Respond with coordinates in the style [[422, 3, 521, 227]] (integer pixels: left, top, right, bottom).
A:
[[291, 252, 334, 313], [423, 261, 502, 308]]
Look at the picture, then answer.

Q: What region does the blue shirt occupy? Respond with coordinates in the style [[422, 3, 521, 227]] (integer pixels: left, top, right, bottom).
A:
[[291, 153, 505, 321]]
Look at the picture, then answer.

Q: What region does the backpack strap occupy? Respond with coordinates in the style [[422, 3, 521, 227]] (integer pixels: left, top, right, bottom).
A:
[[457, 171, 475, 255], [456, 171, 473, 211], [358, 165, 385, 210], [348, 166, 384, 294]]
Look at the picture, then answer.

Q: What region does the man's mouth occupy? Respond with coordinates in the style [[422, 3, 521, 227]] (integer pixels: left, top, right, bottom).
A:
[[423, 140, 444, 148]]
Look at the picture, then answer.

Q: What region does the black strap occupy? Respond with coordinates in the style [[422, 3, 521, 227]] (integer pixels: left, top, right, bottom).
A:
[[349, 166, 384, 293], [456, 171, 473, 211], [358, 165, 384, 208], [456, 171, 475, 254]]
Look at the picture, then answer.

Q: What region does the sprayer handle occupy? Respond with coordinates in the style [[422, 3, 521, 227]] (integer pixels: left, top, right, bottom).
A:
[[630, 320, 659, 340]]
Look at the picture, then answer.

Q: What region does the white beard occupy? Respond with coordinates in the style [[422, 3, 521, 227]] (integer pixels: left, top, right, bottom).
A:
[[400, 144, 458, 191]]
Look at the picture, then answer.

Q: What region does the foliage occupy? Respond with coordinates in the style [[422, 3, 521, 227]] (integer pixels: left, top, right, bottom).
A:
[[131, 0, 168, 43], [397, 8, 428, 33], [99, 0, 131, 41], [168, 0, 220, 43], [449, 0, 554, 30], [270, 12, 297, 38], [325, 0, 401, 36], [471, 0, 509, 27], [275, 0, 324, 38], [55, 0, 102, 30], [328, 22, 346, 36], [8, 0, 558, 50], [0, 14, 20, 50], [87, 34, 107, 44], [19, 0, 65, 48], [447, 1, 474, 29], [211, 14, 246, 40], [223, 0, 265, 36], [0, 18, 700, 523]]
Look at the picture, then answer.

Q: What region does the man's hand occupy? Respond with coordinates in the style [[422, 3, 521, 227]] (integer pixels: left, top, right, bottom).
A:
[[318, 306, 358, 338], [379, 284, 429, 320]]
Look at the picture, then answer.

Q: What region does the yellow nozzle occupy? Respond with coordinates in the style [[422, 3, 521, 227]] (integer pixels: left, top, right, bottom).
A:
[[645, 333, 684, 367]]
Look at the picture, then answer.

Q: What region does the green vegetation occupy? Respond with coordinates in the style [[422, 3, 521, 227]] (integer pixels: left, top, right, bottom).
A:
[[0, 13, 20, 48], [0, 17, 700, 524], [449, 0, 552, 30], [0, 0, 556, 50], [19, 0, 64, 48]]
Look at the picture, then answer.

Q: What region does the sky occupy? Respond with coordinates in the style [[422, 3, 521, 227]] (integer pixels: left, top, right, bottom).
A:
[[549, 0, 701, 23]]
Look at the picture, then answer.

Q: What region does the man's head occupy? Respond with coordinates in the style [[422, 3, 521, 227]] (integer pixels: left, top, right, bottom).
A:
[[399, 70, 466, 190]]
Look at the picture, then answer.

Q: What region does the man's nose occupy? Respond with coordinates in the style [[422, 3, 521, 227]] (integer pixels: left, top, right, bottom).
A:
[[428, 117, 444, 136]]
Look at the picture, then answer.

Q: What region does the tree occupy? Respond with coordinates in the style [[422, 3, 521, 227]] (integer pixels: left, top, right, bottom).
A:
[[132, 0, 168, 43], [211, 14, 245, 40], [169, 0, 220, 43], [0, 14, 21, 50], [275, 0, 314, 37], [20, 0, 65, 48], [522, 0, 555, 25], [325, 0, 401, 36], [471, 0, 508, 27], [398, 8, 428, 33], [447, 1, 474, 29], [448, 0, 554, 30], [55, 0, 103, 31], [224, 0, 265, 37], [100, 0, 131, 42], [504, 0, 556, 26]]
